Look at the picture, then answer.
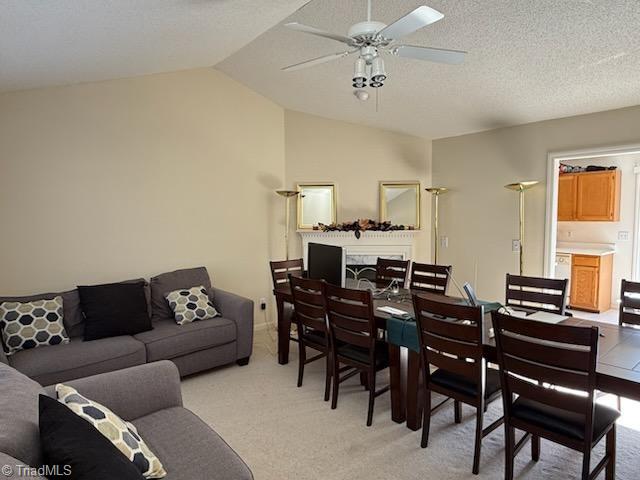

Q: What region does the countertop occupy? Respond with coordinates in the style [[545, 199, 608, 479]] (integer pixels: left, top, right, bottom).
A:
[[556, 242, 615, 257]]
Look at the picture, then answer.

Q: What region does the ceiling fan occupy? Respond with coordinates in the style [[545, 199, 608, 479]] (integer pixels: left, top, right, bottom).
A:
[[282, 1, 466, 89]]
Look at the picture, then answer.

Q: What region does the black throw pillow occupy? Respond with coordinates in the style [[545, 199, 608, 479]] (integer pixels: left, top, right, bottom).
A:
[[78, 281, 152, 341], [39, 394, 145, 480]]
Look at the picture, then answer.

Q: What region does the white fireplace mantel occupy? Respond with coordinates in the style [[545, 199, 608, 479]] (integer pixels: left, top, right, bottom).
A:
[[299, 230, 420, 285]]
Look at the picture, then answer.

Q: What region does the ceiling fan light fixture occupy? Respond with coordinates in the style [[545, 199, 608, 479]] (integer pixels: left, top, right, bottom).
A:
[[371, 57, 387, 83], [370, 80, 384, 88], [352, 57, 367, 87]]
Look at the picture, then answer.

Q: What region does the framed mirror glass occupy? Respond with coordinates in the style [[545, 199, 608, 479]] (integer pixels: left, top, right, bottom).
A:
[[297, 183, 337, 229], [379, 182, 421, 229]]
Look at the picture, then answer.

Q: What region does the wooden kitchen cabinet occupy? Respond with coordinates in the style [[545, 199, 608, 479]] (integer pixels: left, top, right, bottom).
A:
[[557, 174, 577, 221], [570, 254, 613, 312], [557, 170, 620, 221]]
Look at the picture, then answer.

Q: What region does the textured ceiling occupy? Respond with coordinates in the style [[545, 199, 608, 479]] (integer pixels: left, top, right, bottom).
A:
[[218, 0, 640, 139], [0, 0, 309, 92]]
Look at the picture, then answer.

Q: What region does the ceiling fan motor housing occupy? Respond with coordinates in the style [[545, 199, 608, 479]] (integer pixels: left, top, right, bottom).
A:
[[347, 21, 387, 43]]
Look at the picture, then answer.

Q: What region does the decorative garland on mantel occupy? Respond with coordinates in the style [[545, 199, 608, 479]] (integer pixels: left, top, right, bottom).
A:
[[317, 219, 414, 239]]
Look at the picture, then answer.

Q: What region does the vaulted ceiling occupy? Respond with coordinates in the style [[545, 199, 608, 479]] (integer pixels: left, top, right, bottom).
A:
[[2, 1, 640, 139]]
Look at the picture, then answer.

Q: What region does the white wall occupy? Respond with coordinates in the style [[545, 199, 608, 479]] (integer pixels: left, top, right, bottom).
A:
[[558, 154, 640, 306], [432, 105, 640, 303], [0, 69, 285, 327], [284, 110, 432, 262]]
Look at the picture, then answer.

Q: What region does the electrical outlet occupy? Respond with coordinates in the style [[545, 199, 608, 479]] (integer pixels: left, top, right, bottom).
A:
[[566, 231, 572, 238], [512, 239, 521, 252], [440, 236, 449, 248], [618, 231, 630, 241], [259, 298, 267, 310]]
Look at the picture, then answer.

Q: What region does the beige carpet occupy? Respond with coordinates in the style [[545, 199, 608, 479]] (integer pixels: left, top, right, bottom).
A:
[[181, 333, 640, 479]]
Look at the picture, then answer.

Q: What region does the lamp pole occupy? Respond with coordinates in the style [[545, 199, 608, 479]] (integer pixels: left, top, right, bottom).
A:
[[425, 187, 448, 264], [275, 190, 300, 261], [504, 181, 539, 275]]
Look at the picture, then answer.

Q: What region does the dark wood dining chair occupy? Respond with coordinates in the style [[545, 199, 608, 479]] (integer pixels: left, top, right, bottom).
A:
[[289, 276, 332, 401], [619, 279, 640, 327], [413, 295, 503, 474], [324, 283, 389, 426], [410, 262, 452, 295], [270, 258, 305, 348], [376, 258, 410, 289], [505, 274, 569, 315], [491, 311, 619, 480]]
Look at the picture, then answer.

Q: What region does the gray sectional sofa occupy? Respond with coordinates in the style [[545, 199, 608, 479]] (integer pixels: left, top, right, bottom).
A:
[[0, 360, 253, 479], [0, 267, 253, 384]]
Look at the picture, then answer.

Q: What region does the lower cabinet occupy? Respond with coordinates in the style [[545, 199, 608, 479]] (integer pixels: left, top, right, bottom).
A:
[[570, 254, 613, 313]]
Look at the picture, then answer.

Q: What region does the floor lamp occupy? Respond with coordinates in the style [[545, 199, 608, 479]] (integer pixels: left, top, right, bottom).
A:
[[425, 187, 448, 264], [504, 181, 539, 275], [275, 190, 300, 261]]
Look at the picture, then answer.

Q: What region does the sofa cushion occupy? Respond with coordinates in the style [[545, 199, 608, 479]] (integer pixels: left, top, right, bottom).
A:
[[165, 286, 219, 325], [0, 296, 70, 356], [9, 336, 146, 386], [56, 385, 166, 479], [134, 318, 235, 363], [0, 362, 46, 468], [150, 267, 212, 321], [78, 281, 152, 341], [131, 407, 253, 480], [0, 290, 85, 339], [39, 395, 145, 480]]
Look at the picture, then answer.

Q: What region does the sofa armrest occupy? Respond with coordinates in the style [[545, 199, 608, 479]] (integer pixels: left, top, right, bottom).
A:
[[213, 288, 254, 360], [0, 452, 47, 479], [44, 361, 182, 421]]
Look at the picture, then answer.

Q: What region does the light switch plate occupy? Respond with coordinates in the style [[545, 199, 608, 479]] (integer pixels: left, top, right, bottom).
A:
[[618, 231, 630, 241], [512, 239, 521, 252], [440, 236, 449, 248]]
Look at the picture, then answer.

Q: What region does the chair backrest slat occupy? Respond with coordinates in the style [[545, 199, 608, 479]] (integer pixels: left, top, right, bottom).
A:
[[413, 295, 484, 394], [270, 259, 304, 287], [376, 258, 410, 288], [620, 279, 640, 327], [491, 311, 599, 439], [505, 274, 568, 314], [325, 284, 377, 356], [290, 276, 327, 335], [410, 263, 452, 295]]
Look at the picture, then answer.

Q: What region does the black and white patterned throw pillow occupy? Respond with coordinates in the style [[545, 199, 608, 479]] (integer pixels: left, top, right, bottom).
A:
[[0, 297, 70, 355], [165, 285, 219, 325]]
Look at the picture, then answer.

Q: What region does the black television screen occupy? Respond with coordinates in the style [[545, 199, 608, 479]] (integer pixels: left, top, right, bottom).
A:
[[307, 243, 343, 286]]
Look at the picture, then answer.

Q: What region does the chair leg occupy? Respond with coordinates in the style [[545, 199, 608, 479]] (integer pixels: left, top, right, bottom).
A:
[[297, 341, 305, 387], [324, 352, 331, 402], [605, 425, 616, 480], [472, 406, 484, 474], [531, 435, 540, 461], [360, 371, 369, 390], [505, 425, 515, 480], [331, 354, 340, 410], [454, 400, 462, 423], [366, 369, 376, 427], [421, 389, 432, 448], [581, 449, 591, 480], [617, 395, 622, 412]]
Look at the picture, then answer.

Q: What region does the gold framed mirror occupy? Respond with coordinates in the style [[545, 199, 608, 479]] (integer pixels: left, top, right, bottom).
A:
[[379, 182, 421, 229], [297, 183, 337, 229]]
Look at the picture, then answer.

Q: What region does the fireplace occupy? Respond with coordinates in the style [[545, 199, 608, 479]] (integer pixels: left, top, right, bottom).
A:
[[299, 230, 418, 286]]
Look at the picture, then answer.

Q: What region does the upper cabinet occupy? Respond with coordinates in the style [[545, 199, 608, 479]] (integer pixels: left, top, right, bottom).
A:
[[557, 170, 620, 222]]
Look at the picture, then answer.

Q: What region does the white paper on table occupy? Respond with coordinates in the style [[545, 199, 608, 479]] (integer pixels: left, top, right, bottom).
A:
[[377, 306, 408, 316], [526, 311, 568, 324]]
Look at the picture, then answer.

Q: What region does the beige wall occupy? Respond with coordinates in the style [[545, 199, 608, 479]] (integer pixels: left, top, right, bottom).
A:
[[558, 155, 640, 306], [284, 110, 432, 262], [0, 69, 285, 325], [432, 105, 640, 302]]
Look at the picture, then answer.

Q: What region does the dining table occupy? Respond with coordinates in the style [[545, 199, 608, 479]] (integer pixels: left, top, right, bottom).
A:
[[273, 281, 640, 431]]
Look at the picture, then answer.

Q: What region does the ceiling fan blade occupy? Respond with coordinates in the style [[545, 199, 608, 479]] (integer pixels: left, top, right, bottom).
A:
[[392, 45, 466, 65], [284, 22, 354, 46], [377, 6, 444, 40], [282, 50, 356, 72]]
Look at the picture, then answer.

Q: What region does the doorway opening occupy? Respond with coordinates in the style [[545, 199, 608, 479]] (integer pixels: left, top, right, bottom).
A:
[[544, 144, 640, 323]]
